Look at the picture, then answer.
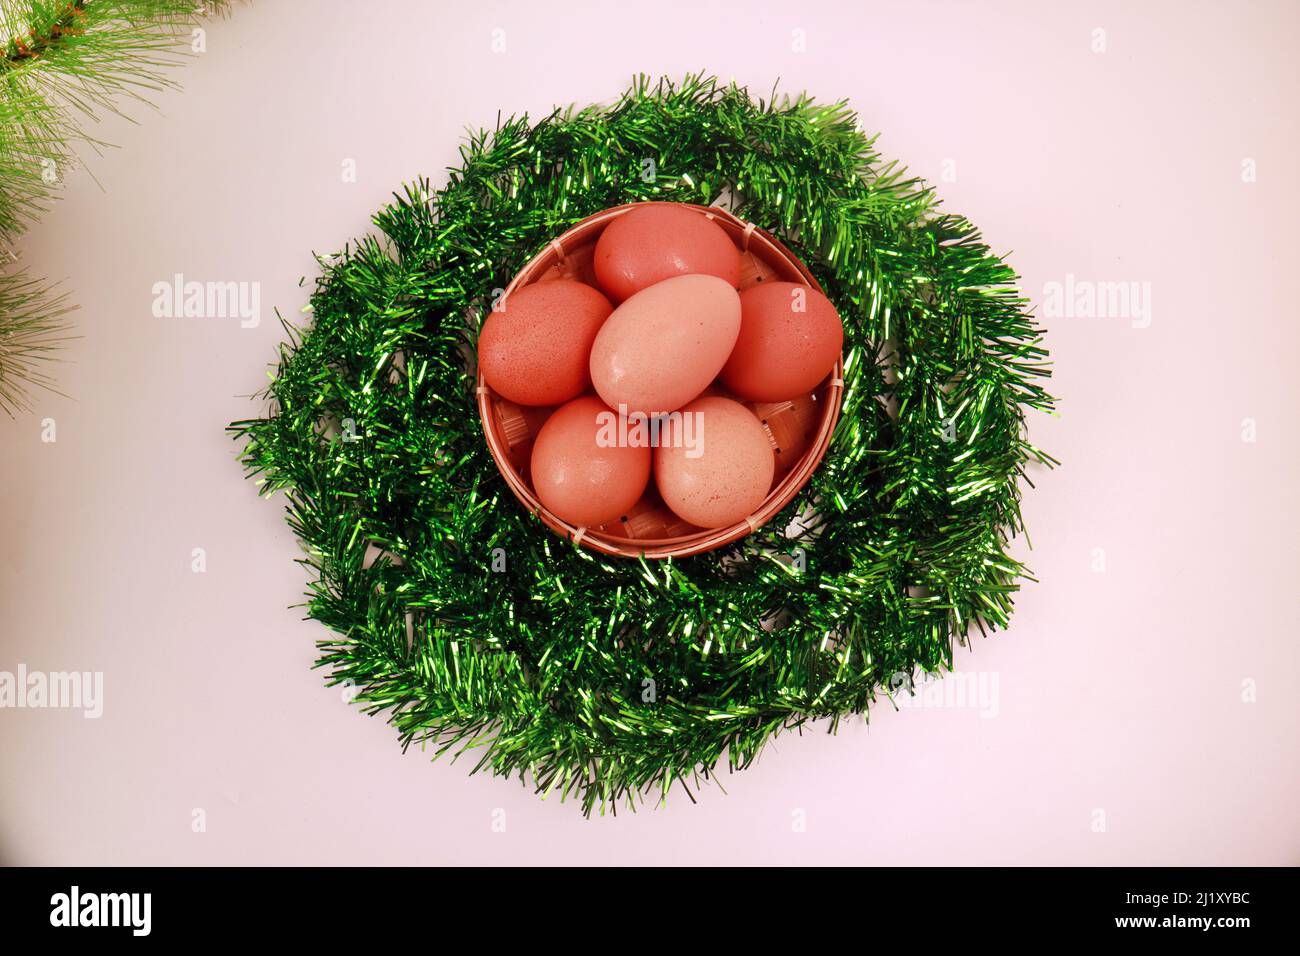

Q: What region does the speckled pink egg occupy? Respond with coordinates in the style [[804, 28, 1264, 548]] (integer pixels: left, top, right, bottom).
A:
[[594, 204, 742, 302], [530, 395, 651, 528], [654, 396, 775, 529], [720, 281, 843, 402], [478, 280, 613, 406], [589, 274, 741, 417]]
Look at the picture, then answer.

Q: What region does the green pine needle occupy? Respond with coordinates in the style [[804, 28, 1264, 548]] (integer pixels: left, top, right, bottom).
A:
[[0, 267, 69, 413], [0, 0, 235, 415]]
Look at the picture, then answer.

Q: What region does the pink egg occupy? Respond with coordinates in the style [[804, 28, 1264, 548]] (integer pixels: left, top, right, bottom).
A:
[[530, 395, 651, 528], [589, 274, 741, 417], [654, 396, 775, 529], [478, 280, 613, 406], [594, 204, 742, 302], [719, 281, 844, 402]]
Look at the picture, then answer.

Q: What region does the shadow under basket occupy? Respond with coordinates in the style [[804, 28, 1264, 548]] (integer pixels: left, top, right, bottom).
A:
[[476, 201, 844, 559]]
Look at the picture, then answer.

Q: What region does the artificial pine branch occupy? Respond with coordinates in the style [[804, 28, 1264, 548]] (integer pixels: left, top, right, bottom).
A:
[[0, 0, 234, 415], [0, 268, 69, 409]]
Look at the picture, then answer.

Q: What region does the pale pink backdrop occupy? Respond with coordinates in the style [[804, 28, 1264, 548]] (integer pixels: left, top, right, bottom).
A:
[[1, 0, 1296, 865]]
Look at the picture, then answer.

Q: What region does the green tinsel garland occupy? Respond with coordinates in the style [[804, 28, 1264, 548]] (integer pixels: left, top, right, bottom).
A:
[[230, 75, 1055, 814]]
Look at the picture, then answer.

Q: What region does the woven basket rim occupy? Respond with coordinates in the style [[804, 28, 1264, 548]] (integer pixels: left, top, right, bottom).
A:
[[476, 201, 843, 558]]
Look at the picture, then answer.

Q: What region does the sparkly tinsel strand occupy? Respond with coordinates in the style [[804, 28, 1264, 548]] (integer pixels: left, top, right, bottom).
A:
[[230, 74, 1056, 815]]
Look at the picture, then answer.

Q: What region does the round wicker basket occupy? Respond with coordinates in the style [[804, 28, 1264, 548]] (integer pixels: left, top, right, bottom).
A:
[[475, 201, 843, 558]]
